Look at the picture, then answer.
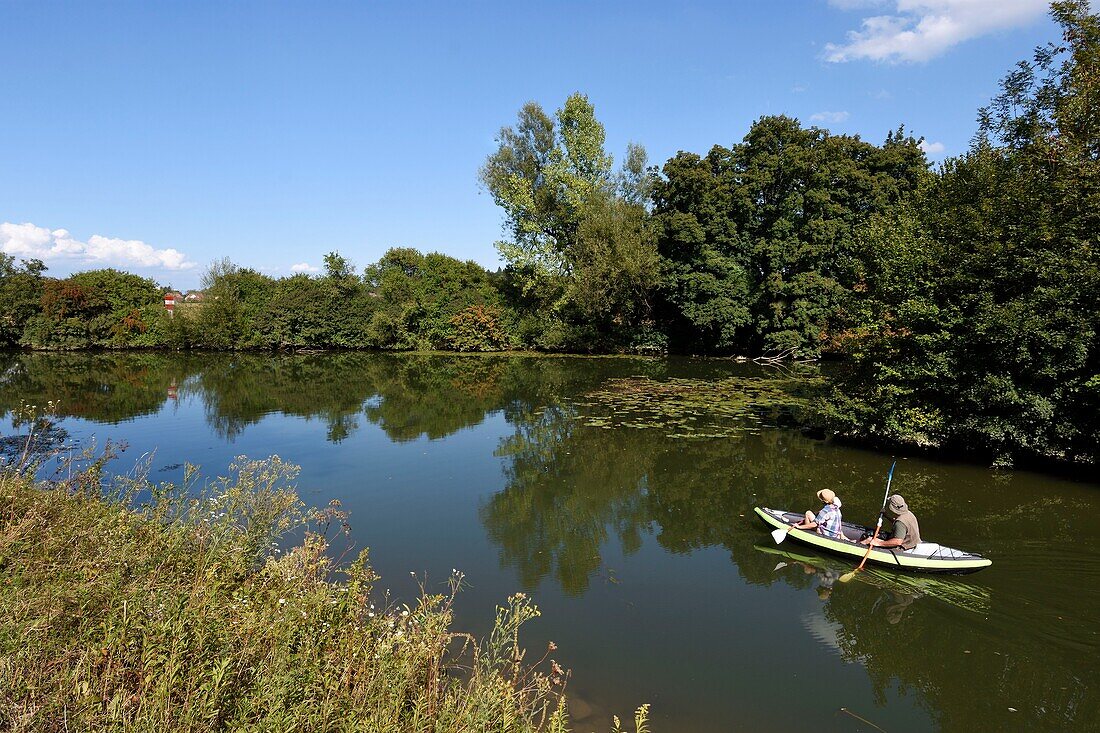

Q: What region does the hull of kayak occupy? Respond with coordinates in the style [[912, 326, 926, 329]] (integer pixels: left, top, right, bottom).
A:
[[754, 507, 992, 574]]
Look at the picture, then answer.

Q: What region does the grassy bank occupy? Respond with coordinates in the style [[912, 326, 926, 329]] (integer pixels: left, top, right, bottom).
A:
[[0, 457, 648, 732]]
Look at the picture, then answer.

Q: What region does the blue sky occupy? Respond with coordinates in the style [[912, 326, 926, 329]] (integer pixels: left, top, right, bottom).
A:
[[1, 0, 1059, 289]]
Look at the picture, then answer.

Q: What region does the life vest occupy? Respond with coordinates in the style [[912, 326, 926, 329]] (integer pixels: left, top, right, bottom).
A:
[[891, 510, 922, 550]]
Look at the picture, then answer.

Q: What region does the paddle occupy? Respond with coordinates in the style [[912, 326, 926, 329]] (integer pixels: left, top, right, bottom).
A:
[[770, 523, 795, 544], [839, 461, 896, 584]]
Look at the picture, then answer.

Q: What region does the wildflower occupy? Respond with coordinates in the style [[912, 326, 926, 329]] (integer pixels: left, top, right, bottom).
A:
[[548, 641, 557, 651], [278, 598, 287, 605]]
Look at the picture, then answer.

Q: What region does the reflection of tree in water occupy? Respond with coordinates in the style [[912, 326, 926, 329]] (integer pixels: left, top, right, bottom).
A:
[[0, 351, 664, 446], [482, 403, 656, 595], [481, 385, 840, 594], [647, 430, 830, 556], [359, 355, 510, 442], [357, 354, 662, 443], [819, 577, 1099, 731], [745, 539, 1097, 730], [0, 352, 188, 424], [194, 354, 376, 442], [483, 398, 1100, 731], [8, 350, 1099, 729]]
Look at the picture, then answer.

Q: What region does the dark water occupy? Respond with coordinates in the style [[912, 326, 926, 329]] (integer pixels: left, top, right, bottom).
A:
[[3, 351, 1098, 732]]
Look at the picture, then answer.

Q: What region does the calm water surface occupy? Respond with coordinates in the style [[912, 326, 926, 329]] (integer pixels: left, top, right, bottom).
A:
[[3, 351, 1098, 732]]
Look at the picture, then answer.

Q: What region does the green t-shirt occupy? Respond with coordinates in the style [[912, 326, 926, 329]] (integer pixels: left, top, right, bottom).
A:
[[891, 519, 909, 542]]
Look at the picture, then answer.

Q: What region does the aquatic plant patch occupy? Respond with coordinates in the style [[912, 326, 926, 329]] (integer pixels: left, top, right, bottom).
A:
[[573, 375, 821, 439]]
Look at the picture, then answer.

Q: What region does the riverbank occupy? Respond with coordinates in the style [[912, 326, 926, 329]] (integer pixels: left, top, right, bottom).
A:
[[0, 457, 644, 732]]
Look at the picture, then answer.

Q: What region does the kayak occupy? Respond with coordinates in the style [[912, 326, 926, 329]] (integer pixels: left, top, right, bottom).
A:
[[754, 507, 992, 574]]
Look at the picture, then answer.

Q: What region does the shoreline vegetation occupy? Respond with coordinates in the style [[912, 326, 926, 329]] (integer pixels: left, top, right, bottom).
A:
[[0, 449, 649, 733], [1, 2, 1096, 469]]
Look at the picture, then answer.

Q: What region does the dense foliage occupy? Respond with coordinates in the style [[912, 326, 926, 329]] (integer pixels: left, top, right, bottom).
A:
[[0, 2, 1095, 465], [651, 118, 926, 355], [818, 1, 1100, 466]]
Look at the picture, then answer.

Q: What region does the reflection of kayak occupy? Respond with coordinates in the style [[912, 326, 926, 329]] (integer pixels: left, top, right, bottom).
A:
[[753, 543, 991, 613], [754, 507, 992, 574]]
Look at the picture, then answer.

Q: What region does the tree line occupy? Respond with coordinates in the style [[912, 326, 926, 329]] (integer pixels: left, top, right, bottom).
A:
[[0, 1, 1096, 465]]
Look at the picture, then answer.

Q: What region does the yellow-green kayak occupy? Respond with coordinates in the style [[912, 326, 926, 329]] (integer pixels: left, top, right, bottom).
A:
[[755, 507, 992, 574]]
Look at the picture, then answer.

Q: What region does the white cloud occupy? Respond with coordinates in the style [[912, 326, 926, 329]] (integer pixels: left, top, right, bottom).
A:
[[810, 110, 851, 123], [825, 0, 1049, 63], [0, 222, 195, 270], [919, 139, 946, 153], [791, 84, 808, 93], [290, 262, 320, 273]]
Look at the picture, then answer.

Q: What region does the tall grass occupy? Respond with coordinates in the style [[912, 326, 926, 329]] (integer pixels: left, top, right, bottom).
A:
[[0, 453, 649, 732]]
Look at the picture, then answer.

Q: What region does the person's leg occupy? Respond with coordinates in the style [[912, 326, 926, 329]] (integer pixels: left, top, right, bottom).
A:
[[804, 510, 815, 523]]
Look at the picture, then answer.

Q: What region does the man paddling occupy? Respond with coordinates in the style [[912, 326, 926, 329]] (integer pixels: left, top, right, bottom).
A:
[[860, 494, 921, 550]]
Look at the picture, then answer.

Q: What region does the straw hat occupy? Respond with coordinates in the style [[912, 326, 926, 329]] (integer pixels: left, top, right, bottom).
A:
[[816, 488, 836, 504], [886, 494, 908, 516]]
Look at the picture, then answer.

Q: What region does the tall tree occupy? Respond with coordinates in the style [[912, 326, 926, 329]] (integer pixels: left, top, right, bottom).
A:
[[651, 151, 752, 353], [481, 93, 659, 349], [653, 116, 925, 355], [823, 1, 1100, 465], [0, 257, 46, 346]]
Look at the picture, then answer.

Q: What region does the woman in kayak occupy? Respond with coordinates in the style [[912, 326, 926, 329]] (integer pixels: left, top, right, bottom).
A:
[[791, 489, 844, 539]]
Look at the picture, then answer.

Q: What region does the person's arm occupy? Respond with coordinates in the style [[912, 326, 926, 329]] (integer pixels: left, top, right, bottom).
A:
[[862, 519, 908, 547], [862, 536, 905, 548]]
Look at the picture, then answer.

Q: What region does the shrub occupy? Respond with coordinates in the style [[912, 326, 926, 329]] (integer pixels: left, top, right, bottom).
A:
[[0, 456, 648, 732], [448, 305, 511, 351]]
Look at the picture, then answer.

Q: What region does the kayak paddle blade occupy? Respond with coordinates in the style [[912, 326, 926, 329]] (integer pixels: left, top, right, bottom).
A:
[[771, 527, 790, 544], [773, 561, 789, 572], [838, 569, 858, 583]]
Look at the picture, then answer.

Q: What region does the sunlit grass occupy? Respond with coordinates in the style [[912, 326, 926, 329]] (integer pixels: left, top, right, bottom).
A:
[[0, 455, 649, 732]]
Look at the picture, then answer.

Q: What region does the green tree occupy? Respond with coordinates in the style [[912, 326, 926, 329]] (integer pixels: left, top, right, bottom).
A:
[[652, 151, 752, 353], [481, 93, 659, 349], [652, 117, 926, 355], [19, 269, 162, 349], [323, 251, 356, 281], [0, 256, 46, 346], [196, 266, 275, 349], [569, 192, 660, 344], [363, 248, 511, 351], [822, 1, 1100, 465]]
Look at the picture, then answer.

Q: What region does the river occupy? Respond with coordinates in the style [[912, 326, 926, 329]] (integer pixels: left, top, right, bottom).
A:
[[2, 351, 1097, 732]]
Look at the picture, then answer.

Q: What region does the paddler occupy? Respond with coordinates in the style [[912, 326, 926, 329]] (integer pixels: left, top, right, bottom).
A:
[[860, 494, 921, 550]]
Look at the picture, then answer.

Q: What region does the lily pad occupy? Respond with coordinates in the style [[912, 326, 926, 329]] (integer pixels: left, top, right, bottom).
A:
[[573, 374, 820, 440]]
